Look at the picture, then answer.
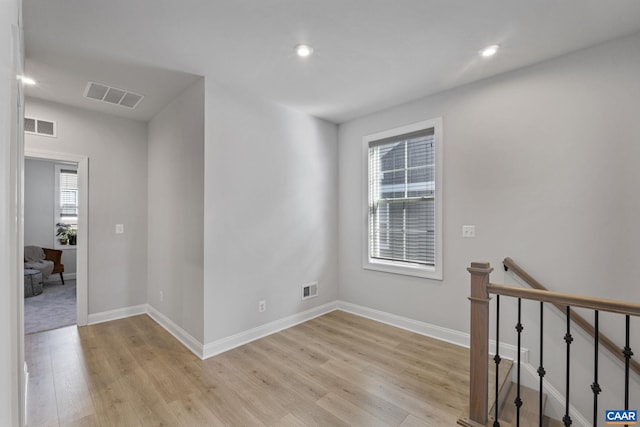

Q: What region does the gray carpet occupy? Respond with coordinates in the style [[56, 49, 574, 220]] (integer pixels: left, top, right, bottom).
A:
[[24, 279, 76, 334]]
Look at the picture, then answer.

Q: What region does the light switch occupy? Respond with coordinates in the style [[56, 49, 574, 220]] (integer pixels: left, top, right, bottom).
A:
[[462, 225, 475, 238], [115, 224, 124, 234]]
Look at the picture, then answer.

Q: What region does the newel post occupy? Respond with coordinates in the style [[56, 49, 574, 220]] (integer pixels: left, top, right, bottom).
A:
[[468, 261, 493, 425]]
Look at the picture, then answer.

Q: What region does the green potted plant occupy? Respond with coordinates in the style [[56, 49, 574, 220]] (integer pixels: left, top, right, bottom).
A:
[[56, 223, 71, 245], [68, 228, 77, 245]]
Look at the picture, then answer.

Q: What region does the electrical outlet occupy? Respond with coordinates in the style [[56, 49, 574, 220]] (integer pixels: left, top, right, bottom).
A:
[[462, 225, 476, 238], [115, 224, 124, 234], [258, 300, 266, 312], [159, 291, 164, 302]]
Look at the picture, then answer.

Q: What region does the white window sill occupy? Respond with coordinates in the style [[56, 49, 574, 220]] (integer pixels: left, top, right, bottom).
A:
[[54, 244, 77, 251], [363, 259, 442, 280]]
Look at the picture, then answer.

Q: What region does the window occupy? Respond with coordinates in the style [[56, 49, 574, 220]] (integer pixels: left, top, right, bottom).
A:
[[363, 118, 442, 279], [54, 164, 78, 249]]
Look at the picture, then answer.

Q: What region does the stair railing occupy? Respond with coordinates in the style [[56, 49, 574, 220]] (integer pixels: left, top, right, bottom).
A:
[[459, 261, 640, 427], [503, 257, 640, 377]]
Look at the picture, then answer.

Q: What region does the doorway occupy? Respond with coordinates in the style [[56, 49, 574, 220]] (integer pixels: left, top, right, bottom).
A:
[[23, 149, 88, 328], [24, 158, 77, 333]]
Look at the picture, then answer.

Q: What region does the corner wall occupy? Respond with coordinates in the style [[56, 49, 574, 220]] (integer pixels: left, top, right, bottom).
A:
[[203, 83, 339, 344], [147, 78, 205, 342], [338, 32, 640, 419]]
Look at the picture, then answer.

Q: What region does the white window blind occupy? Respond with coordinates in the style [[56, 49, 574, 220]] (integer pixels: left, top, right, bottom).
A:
[[59, 169, 78, 218], [368, 128, 435, 266]]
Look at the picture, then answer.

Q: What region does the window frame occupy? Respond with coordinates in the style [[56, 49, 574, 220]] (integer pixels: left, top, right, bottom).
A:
[[362, 118, 443, 280], [54, 163, 78, 251]]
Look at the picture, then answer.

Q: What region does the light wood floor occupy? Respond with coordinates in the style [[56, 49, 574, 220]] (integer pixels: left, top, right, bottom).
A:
[[25, 311, 471, 426]]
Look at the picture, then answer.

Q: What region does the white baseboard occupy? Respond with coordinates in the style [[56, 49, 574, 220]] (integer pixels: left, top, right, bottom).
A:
[[334, 302, 589, 422], [336, 300, 528, 363], [84, 300, 531, 378], [87, 304, 147, 325], [81, 298, 589, 424], [146, 304, 204, 359], [84, 300, 528, 363], [202, 301, 338, 359], [85, 301, 338, 360]]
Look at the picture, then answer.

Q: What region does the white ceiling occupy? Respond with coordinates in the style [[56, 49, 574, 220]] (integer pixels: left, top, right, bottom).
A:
[[23, 0, 640, 124]]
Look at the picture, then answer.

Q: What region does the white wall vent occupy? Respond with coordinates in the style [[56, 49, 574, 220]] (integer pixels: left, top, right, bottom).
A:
[[301, 282, 318, 300], [83, 81, 144, 109], [24, 117, 56, 137]]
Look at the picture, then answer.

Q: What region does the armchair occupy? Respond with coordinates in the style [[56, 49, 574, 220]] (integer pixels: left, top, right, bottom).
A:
[[43, 248, 65, 285], [24, 246, 65, 285]]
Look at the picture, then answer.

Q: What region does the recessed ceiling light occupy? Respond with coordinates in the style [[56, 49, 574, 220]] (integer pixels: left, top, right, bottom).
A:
[[19, 75, 36, 85], [480, 44, 500, 58], [294, 44, 314, 58]]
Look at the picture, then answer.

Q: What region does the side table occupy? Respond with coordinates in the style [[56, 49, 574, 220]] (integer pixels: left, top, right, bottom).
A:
[[24, 269, 43, 298]]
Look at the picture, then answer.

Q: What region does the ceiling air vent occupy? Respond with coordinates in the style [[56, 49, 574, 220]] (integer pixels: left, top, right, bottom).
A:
[[83, 81, 144, 109], [24, 117, 56, 137]]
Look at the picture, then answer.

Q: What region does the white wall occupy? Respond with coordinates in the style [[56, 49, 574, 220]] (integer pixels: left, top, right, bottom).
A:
[[148, 78, 205, 342], [1, 0, 23, 424], [23, 159, 53, 247], [338, 32, 640, 419], [203, 83, 339, 343], [24, 158, 77, 275], [25, 98, 148, 315]]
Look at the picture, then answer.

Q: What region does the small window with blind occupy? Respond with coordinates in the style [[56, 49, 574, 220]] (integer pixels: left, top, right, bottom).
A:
[[363, 118, 443, 279], [54, 164, 78, 249]]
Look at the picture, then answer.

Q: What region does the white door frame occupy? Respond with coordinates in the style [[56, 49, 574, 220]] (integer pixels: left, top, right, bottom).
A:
[[24, 149, 89, 326]]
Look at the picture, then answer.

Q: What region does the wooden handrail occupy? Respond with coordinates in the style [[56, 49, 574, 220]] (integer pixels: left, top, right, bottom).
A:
[[461, 261, 640, 427], [488, 283, 640, 317], [502, 257, 640, 377]]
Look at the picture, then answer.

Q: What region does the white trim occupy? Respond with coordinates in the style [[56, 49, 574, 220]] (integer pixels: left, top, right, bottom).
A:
[[362, 259, 440, 279], [78, 297, 530, 372], [336, 300, 528, 363], [202, 301, 338, 359], [24, 149, 89, 326], [87, 304, 147, 325], [54, 245, 76, 251], [338, 299, 582, 425], [82, 301, 339, 361], [146, 304, 204, 359], [75, 156, 88, 326], [15, 25, 27, 425], [53, 163, 78, 250], [362, 118, 444, 280], [23, 362, 28, 427], [54, 297, 591, 424]]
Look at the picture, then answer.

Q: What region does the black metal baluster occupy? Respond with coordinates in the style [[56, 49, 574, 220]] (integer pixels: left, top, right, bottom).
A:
[[494, 295, 501, 427], [563, 306, 573, 426], [592, 311, 600, 427], [624, 315, 632, 419], [515, 298, 523, 427], [538, 302, 545, 427]]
